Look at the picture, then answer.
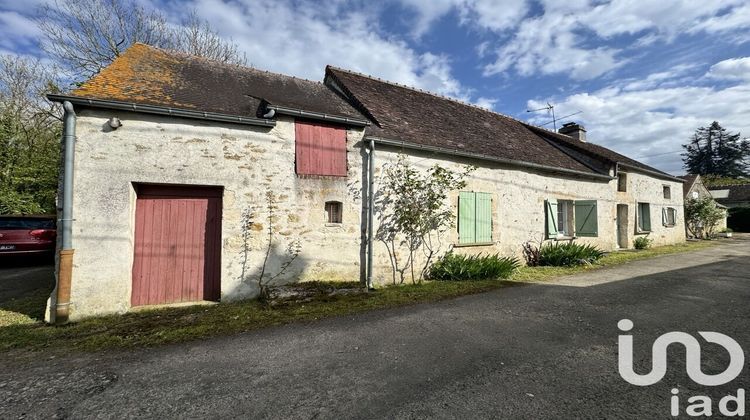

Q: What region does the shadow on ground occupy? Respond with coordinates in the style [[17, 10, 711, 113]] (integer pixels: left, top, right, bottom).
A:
[[0, 256, 54, 323]]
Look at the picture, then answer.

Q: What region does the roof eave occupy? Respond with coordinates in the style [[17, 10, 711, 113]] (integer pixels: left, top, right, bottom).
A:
[[367, 136, 615, 181], [47, 94, 276, 128], [617, 163, 685, 183], [265, 104, 369, 127]]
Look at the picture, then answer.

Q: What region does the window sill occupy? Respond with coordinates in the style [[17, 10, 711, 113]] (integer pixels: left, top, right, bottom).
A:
[[325, 223, 343, 227], [453, 242, 494, 248], [636, 230, 651, 234], [296, 173, 347, 179], [663, 224, 676, 228], [554, 235, 577, 241]]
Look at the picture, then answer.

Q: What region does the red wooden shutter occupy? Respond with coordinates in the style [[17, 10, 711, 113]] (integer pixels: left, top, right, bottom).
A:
[[295, 121, 347, 176]]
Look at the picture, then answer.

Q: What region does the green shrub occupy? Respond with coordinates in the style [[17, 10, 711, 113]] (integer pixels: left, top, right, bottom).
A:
[[427, 252, 520, 281], [538, 242, 604, 266], [633, 236, 652, 250]]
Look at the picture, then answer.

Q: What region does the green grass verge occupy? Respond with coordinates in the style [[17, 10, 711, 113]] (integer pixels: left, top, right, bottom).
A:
[[0, 239, 721, 353], [511, 240, 719, 282], [0, 280, 511, 352]]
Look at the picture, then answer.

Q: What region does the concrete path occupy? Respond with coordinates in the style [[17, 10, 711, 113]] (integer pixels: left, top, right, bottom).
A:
[[538, 238, 748, 287], [1, 238, 748, 419]]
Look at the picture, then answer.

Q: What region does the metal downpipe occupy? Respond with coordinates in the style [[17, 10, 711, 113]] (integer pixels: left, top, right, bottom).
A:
[[366, 139, 375, 290], [56, 101, 76, 323]]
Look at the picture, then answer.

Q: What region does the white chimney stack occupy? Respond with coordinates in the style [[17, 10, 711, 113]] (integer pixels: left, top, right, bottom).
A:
[[559, 122, 587, 142]]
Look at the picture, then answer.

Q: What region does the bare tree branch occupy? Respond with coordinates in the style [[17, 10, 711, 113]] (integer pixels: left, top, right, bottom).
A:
[[36, 0, 247, 83]]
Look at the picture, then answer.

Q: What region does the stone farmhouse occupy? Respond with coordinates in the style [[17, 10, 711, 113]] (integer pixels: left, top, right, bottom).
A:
[[46, 44, 685, 321]]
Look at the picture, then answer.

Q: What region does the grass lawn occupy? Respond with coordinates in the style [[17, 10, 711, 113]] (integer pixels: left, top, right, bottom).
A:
[[0, 240, 719, 353], [512, 240, 719, 282]]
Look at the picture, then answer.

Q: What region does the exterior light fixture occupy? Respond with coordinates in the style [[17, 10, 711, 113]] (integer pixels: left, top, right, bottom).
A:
[[108, 117, 122, 129]]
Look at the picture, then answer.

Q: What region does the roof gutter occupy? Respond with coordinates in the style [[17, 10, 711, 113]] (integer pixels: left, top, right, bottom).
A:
[[47, 95, 276, 128], [266, 104, 370, 127], [367, 136, 615, 181], [617, 163, 685, 183]]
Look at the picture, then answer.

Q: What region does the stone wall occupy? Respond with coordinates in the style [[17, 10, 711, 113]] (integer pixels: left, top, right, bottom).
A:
[[55, 109, 685, 318], [60, 109, 366, 319], [367, 148, 686, 284]]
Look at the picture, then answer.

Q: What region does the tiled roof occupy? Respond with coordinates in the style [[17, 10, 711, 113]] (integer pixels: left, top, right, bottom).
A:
[[678, 174, 699, 197], [72, 43, 364, 120], [709, 184, 750, 204], [528, 126, 679, 179], [325, 66, 602, 175]]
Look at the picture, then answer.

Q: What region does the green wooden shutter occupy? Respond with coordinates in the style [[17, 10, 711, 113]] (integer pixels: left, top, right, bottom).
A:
[[661, 207, 667, 226], [545, 199, 558, 239], [640, 203, 652, 231], [458, 192, 476, 244], [574, 200, 598, 237], [475, 192, 492, 243]]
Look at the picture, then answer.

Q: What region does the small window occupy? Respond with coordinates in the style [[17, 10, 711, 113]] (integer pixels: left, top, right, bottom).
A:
[[663, 207, 677, 227], [617, 173, 627, 192], [691, 191, 699, 199], [637, 202, 651, 232], [458, 192, 492, 244], [325, 201, 342, 224], [663, 185, 671, 199]]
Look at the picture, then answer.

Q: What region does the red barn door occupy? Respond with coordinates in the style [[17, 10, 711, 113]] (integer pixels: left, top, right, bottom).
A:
[[131, 185, 222, 306]]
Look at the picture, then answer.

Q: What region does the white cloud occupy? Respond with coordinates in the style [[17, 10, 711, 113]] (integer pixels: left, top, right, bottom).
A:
[[0, 10, 43, 52], [706, 57, 750, 81], [435, 0, 750, 81], [473, 96, 497, 110], [396, 0, 527, 37], [166, 0, 473, 99], [483, 12, 624, 80], [527, 63, 750, 173]]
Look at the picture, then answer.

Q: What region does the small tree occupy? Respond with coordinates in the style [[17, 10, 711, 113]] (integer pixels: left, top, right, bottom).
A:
[[684, 196, 726, 239], [376, 155, 473, 284]]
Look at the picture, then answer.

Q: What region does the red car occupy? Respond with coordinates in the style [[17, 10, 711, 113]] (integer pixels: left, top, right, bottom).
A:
[[0, 216, 57, 257]]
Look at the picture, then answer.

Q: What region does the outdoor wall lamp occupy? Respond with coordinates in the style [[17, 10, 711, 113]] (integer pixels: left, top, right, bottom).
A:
[[108, 117, 122, 129]]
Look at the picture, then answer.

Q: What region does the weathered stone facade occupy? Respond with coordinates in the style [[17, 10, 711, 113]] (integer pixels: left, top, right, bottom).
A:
[[62, 110, 366, 319], [57, 109, 685, 319]]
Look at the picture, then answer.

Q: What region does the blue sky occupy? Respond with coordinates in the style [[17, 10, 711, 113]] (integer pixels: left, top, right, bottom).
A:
[[2, 0, 749, 174]]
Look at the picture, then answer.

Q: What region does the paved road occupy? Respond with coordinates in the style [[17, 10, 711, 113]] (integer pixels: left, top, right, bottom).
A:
[[1, 238, 748, 419]]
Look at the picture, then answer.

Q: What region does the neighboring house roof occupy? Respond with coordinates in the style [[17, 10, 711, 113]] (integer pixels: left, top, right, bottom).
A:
[[326, 66, 681, 182], [709, 184, 750, 205], [679, 174, 699, 197], [69, 43, 366, 124]]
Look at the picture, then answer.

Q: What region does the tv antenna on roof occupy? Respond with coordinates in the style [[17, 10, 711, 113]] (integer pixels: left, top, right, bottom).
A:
[[526, 102, 557, 130], [540, 111, 582, 128]]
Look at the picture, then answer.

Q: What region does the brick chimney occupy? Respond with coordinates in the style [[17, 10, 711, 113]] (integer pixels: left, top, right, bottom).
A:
[[559, 122, 586, 142]]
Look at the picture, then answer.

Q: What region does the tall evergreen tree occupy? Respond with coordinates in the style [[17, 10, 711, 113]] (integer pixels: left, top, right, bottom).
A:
[[682, 122, 749, 177]]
